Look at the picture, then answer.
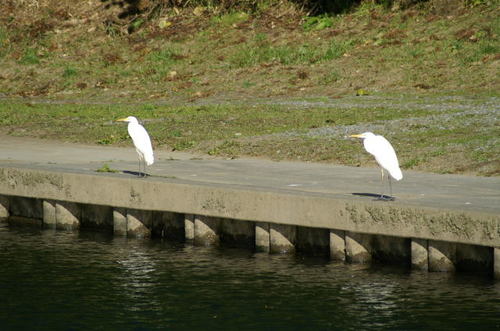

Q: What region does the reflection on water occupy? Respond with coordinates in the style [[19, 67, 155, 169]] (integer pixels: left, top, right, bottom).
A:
[[0, 223, 499, 330]]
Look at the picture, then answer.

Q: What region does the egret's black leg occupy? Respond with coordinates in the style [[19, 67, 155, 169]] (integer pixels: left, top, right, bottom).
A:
[[387, 176, 395, 201], [376, 168, 387, 200]]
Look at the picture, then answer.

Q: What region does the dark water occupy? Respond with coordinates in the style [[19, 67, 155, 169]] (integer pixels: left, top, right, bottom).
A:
[[0, 224, 499, 331]]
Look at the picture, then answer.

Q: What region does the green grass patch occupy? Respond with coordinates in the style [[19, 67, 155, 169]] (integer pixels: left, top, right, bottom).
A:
[[212, 12, 249, 26], [230, 38, 354, 67], [303, 15, 334, 31], [96, 163, 119, 173], [62, 66, 78, 79], [18, 48, 41, 65]]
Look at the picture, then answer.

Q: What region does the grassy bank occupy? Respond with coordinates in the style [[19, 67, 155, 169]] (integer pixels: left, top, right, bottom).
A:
[[0, 0, 498, 99], [0, 95, 498, 176], [0, 0, 498, 176]]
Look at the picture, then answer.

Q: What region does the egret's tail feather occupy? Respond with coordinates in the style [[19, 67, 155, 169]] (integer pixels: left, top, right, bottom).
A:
[[145, 154, 154, 166], [390, 168, 403, 181]]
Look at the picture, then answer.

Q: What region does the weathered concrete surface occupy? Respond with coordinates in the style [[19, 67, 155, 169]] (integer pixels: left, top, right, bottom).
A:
[[0, 136, 498, 248], [0, 195, 9, 219], [345, 232, 372, 263], [184, 214, 195, 241], [494, 248, 500, 279], [55, 201, 80, 231], [411, 239, 428, 271], [42, 199, 56, 228], [194, 215, 219, 246], [270, 223, 296, 254], [329, 229, 346, 261], [113, 208, 127, 236], [127, 209, 152, 238], [255, 222, 270, 253], [428, 240, 456, 272]]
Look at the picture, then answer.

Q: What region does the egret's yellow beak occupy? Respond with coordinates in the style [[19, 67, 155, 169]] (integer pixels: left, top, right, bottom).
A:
[[116, 118, 128, 122], [349, 134, 363, 138]]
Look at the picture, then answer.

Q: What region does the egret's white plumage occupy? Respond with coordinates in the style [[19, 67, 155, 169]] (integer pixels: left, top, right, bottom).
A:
[[350, 132, 402, 200], [117, 116, 154, 176]]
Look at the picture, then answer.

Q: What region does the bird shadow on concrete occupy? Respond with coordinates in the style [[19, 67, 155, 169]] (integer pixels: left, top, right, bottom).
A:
[[122, 170, 150, 178], [352, 193, 395, 201]]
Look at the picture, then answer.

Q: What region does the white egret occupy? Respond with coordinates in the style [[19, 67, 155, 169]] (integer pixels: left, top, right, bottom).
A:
[[350, 132, 402, 201], [116, 116, 154, 177]]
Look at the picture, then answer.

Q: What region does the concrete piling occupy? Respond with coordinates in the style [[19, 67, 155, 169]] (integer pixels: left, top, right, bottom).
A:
[[329, 229, 346, 261], [371, 235, 411, 265], [194, 215, 220, 246], [9, 196, 43, 220], [455, 243, 493, 272], [345, 232, 372, 264], [255, 222, 270, 253], [411, 238, 428, 271], [219, 218, 255, 248], [81, 204, 113, 231], [151, 211, 184, 240], [296, 226, 329, 256], [494, 248, 500, 280], [42, 200, 57, 229], [113, 208, 127, 236], [127, 209, 152, 238], [184, 214, 195, 241], [270, 223, 296, 254], [0, 194, 497, 279], [0, 195, 9, 220], [428, 240, 456, 272], [55, 201, 80, 231]]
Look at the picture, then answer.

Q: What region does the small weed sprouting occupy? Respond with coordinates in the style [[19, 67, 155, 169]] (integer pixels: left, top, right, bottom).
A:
[[320, 71, 341, 84], [62, 66, 77, 78], [147, 47, 181, 66], [19, 48, 40, 65], [303, 15, 334, 31], [212, 12, 249, 26], [242, 81, 256, 88], [96, 163, 119, 173]]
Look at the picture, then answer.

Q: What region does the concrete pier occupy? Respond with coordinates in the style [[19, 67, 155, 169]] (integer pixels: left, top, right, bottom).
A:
[[255, 222, 270, 253], [345, 232, 372, 264], [127, 209, 152, 238], [0, 195, 9, 219], [113, 208, 127, 236], [411, 238, 428, 271], [194, 215, 219, 246], [428, 240, 456, 272], [0, 136, 499, 278], [55, 201, 80, 231], [42, 200, 56, 229], [270, 223, 296, 254], [184, 214, 195, 241], [329, 229, 346, 261]]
